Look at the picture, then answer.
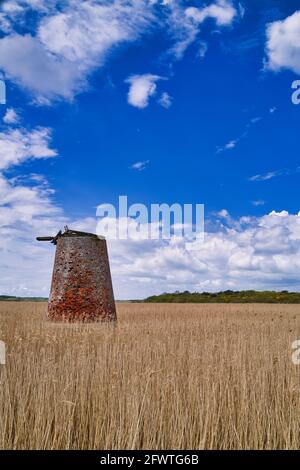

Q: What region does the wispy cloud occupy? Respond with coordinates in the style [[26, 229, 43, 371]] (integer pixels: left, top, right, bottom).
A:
[[158, 91, 172, 109], [224, 139, 238, 150], [250, 116, 262, 124], [129, 160, 150, 171], [3, 107, 20, 124], [0, 127, 57, 170], [169, 0, 238, 60], [0, 1, 155, 102], [249, 167, 300, 182], [197, 41, 208, 59], [217, 134, 246, 154], [217, 105, 275, 154], [185, 1, 236, 25], [251, 200, 266, 206], [217, 209, 231, 219], [0, 0, 241, 103]]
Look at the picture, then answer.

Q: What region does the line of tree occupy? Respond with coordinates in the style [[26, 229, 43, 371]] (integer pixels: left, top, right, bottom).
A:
[[0, 295, 47, 302], [144, 290, 300, 303]]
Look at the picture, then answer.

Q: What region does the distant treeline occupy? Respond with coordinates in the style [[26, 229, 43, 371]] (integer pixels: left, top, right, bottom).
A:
[[0, 295, 47, 302], [144, 290, 300, 304]]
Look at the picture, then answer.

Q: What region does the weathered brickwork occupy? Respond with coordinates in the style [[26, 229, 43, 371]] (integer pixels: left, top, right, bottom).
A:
[[47, 234, 116, 322]]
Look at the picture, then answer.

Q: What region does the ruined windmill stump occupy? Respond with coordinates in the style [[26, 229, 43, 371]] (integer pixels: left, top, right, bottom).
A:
[[37, 228, 117, 322]]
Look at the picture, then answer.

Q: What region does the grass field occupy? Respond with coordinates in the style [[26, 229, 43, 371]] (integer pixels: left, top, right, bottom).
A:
[[1, 301, 300, 450]]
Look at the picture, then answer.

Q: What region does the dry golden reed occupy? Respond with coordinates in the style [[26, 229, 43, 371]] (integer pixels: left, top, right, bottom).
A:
[[1, 301, 300, 450]]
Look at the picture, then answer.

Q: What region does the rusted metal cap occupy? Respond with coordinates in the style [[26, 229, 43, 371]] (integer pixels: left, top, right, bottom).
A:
[[36, 226, 105, 245]]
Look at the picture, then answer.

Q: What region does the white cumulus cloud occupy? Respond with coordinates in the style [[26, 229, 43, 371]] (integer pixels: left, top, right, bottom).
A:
[[104, 210, 300, 299], [126, 74, 163, 109], [3, 199, 300, 298], [266, 10, 300, 74], [0, 117, 64, 296]]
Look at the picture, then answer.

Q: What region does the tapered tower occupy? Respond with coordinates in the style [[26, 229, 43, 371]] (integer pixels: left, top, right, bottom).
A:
[[37, 227, 116, 322]]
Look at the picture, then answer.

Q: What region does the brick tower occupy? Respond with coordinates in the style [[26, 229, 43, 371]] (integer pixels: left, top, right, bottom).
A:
[[37, 227, 116, 322]]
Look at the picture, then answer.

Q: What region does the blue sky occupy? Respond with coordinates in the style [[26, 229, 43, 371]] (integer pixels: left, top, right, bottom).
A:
[[0, 0, 300, 298]]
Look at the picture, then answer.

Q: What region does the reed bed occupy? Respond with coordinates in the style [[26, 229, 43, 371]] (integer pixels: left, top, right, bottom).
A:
[[0, 301, 300, 449]]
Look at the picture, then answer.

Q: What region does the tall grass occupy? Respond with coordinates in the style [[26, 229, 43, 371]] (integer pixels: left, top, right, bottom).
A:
[[0, 301, 300, 449]]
